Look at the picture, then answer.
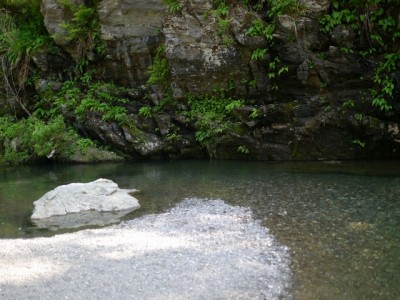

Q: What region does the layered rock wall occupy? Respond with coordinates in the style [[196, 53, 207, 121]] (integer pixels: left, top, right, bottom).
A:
[[97, 0, 167, 86], [36, 0, 400, 161]]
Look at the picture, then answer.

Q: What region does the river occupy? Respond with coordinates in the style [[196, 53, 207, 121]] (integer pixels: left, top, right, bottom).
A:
[[1, 160, 399, 299]]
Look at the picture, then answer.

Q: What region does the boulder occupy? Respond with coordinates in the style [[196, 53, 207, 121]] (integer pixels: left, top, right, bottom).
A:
[[31, 210, 136, 231], [31, 178, 140, 225]]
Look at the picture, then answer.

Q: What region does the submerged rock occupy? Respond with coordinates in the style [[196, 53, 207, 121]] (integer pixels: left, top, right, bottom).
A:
[[67, 147, 124, 163], [31, 178, 140, 229]]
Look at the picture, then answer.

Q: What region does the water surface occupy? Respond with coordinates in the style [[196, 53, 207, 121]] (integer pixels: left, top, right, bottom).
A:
[[1, 160, 399, 299]]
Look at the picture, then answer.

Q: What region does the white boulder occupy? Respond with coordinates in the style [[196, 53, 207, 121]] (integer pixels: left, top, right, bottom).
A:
[[31, 178, 140, 228]]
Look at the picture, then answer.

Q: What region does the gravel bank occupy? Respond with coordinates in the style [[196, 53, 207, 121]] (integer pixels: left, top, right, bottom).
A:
[[0, 198, 292, 299]]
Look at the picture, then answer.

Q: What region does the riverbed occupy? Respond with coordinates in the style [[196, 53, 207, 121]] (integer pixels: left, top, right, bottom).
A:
[[1, 160, 399, 299]]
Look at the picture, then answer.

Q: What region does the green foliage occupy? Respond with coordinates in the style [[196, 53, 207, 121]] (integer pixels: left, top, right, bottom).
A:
[[30, 116, 71, 157], [355, 112, 364, 122], [0, 116, 79, 164], [251, 48, 268, 60], [68, 79, 129, 124], [225, 99, 243, 112], [371, 51, 400, 111], [221, 35, 234, 46], [342, 99, 355, 109], [59, 0, 98, 41], [58, 0, 104, 67], [321, 0, 400, 44], [269, 57, 288, 77], [246, 19, 263, 36], [213, 1, 230, 17], [217, 18, 231, 38], [211, 0, 234, 46], [248, 79, 257, 88], [319, 81, 328, 91], [267, 57, 289, 91], [237, 145, 250, 154], [246, 19, 275, 41], [0, 115, 29, 163], [145, 45, 175, 117], [320, 0, 400, 111], [245, 3, 291, 92], [218, 18, 231, 33], [139, 106, 153, 118], [77, 138, 96, 154], [371, 93, 392, 111], [239, 0, 303, 17], [0, 0, 50, 63], [0, 0, 53, 97], [0, 16, 49, 67], [147, 45, 170, 89], [353, 139, 366, 148], [185, 93, 244, 155], [320, 7, 357, 33], [250, 107, 259, 119], [266, 0, 300, 19], [165, 131, 183, 144], [316, 52, 327, 59], [162, 0, 183, 13], [0, 68, 123, 164], [36, 72, 130, 125]]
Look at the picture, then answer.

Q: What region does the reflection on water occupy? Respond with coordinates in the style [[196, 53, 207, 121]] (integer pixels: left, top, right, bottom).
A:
[[31, 209, 138, 230], [1, 160, 399, 299]]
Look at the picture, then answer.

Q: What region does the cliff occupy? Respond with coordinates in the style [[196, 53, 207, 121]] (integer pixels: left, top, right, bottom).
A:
[[1, 0, 399, 163]]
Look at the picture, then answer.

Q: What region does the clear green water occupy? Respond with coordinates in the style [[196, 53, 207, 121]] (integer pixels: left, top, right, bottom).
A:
[[1, 160, 399, 299]]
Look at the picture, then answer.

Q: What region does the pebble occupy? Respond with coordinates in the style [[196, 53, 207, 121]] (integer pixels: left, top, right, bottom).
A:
[[0, 198, 292, 300]]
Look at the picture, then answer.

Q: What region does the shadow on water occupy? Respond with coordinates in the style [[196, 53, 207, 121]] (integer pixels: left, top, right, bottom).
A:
[[1, 160, 400, 299]]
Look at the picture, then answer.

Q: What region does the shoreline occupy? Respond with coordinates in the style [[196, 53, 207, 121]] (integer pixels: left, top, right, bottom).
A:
[[0, 199, 292, 299]]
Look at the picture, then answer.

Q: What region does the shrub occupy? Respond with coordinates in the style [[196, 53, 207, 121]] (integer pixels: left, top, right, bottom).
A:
[[0, 1, 53, 113], [147, 45, 170, 88], [184, 93, 244, 156], [320, 0, 400, 111], [36, 72, 131, 125], [0, 116, 78, 164], [58, 0, 105, 70], [162, 0, 183, 13]]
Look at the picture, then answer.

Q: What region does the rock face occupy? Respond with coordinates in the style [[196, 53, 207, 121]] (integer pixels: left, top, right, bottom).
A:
[[97, 0, 167, 86], [35, 0, 400, 161], [163, 2, 259, 97], [31, 179, 140, 225], [40, 0, 86, 61]]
